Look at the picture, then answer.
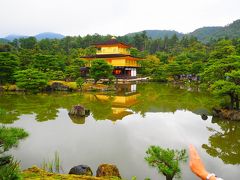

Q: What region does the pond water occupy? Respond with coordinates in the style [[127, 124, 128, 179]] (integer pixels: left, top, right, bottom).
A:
[[0, 83, 240, 179]]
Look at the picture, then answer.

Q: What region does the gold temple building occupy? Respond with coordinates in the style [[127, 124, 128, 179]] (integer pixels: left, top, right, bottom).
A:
[[82, 37, 141, 79]]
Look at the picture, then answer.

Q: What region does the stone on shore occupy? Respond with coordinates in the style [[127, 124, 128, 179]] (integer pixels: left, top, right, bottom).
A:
[[213, 108, 240, 121], [22, 166, 120, 180], [69, 165, 93, 176], [96, 164, 121, 178]]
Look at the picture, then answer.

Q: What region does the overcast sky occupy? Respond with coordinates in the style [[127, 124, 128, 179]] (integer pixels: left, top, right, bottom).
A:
[[1, 0, 240, 37]]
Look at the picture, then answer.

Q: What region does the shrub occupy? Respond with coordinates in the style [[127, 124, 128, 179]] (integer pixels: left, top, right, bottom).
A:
[[14, 68, 48, 92], [0, 126, 29, 179], [145, 146, 187, 180]]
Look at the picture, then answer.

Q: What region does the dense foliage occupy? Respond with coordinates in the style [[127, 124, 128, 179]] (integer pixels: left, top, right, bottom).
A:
[[76, 77, 85, 90], [190, 19, 240, 43], [0, 52, 19, 84], [145, 146, 187, 180], [90, 59, 114, 84], [14, 68, 48, 92], [0, 32, 240, 108], [200, 41, 240, 110], [128, 19, 240, 43], [0, 126, 28, 179], [0, 126, 28, 151]]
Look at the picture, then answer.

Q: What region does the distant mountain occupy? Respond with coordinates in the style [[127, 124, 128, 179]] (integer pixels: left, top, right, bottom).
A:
[[0, 38, 9, 44], [3, 32, 65, 41], [189, 27, 223, 42], [2, 19, 240, 43], [190, 20, 240, 42], [126, 30, 184, 39], [35, 32, 65, 40], [4, 34, 28, 41], [126, 19, 240, 43]]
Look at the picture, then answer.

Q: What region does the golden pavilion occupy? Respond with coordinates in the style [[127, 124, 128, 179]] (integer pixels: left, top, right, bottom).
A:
[[82, 37, 141, 79]]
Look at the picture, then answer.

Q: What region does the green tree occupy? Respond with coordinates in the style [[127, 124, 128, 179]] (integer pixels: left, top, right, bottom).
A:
[[32, 54, 65, 73], [201, 56, 240, 109], [78, 47, 96, 56], [210, 40, 236, 59], [65, 65, 81, 81], [168, 34, 179, 49], [130, 47, 148, 58], [166, 62, 186, 80], [19, 37, 37, 49], [211, 79, 240, 110], [64, 58, 86, 81], [90, 59, 113, 84], [47, 70, 65, 81], [71, 58, 86, 67], [0, 52, 19, 84], [0, 126, 28, 152], [140, 55, 161, 76], [76, 77, 85, 90], [152, 64, 167, 82], [156, 51, 169, 64], [0, 126, 28, 179], [133, 33, 144, 50], [163, 36, 169, 50], [38, 39, 60, 53], [145, 146, 187, 180], [0, 44, 11, 52], [18, 49, 35, 70], [191, 61, 203, 75], [14, 68, 48, 92]]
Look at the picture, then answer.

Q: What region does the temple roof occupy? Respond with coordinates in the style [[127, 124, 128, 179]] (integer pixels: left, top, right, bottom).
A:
[[92, 38, 131, 48], [82, 54, 137, 59]]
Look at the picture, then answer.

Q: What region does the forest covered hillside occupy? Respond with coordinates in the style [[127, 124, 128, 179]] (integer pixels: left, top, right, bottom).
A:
[[3, 32, 65, 41], [190, 19, 240, 42], [125, 19, 240, 43], [1, 19, 240, 43], [126, 30, 184, 39]]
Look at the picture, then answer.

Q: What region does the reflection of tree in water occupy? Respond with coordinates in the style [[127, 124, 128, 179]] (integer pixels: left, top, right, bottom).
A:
[[202, 118, 240, 165], [86, 94, 114, 120], [0, 93, 82, 124], [35, 107, 59, 122], [0, 83, 222, 124], [0, 107, 20, 124], [132, 83, 220, 116], [0, 92, 114, 124]]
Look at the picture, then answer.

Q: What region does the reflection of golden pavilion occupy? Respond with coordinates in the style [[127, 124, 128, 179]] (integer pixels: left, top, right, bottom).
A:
[[96, 92, 139, 121], [96, 93, 139, 107]]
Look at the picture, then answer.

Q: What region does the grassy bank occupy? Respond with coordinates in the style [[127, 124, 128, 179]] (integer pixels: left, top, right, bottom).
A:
[[22, 166, 121, 180]]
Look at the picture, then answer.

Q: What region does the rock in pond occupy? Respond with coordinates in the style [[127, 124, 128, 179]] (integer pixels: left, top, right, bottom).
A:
[[69, 165, 93, 176], [68, 105, 90, 117], [96, 164, 121, 178], [201, 114, 208, 120], [213, 108, 240, 121]]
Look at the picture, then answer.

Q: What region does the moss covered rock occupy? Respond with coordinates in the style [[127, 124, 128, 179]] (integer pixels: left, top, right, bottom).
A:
[[22, 166, 121, 180], [96, 164, 121, 178], [68, 105, 90, 117]]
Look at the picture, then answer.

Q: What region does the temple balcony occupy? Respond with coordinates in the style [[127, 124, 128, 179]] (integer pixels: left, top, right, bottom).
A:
[[96, 47, 130, 55]]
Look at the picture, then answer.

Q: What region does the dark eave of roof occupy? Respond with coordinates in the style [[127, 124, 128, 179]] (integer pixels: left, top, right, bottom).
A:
[[92, 39, 131, 47], [82, 54, 136, 58]]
